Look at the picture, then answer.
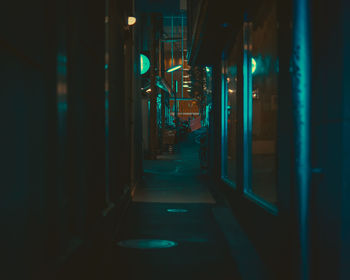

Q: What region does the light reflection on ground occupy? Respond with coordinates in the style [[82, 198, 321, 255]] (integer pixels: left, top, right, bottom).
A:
[[117, 239, 177, 249]]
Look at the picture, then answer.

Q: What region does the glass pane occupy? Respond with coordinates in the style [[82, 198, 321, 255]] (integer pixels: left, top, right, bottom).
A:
[[250, 3, 278, 204], [222, 48, 238, 184]]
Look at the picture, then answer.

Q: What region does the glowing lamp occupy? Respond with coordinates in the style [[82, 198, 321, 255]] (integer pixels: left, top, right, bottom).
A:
[[166, 65, 182, 73], [252, 58, 257, 74], [140, 54, 150, 75], [128, 16, 136, 26]]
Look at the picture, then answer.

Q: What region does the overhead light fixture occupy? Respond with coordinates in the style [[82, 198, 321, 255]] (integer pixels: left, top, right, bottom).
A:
[[128, 16, 137, 26], [166, 65, 182, 73], [205, 66, 210, 72], [146, 89, 151, 93], [140, 54, 150, 75], [183, 84, 190, 88]]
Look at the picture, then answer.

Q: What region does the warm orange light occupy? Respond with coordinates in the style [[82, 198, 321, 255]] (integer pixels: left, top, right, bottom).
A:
[[128, 16, 136, 26]]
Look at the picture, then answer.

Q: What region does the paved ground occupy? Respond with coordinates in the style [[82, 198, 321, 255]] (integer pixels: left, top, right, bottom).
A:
[[101, 133, 242, 279], [83, 132, 269, 280], [135, 133, 214, 204]]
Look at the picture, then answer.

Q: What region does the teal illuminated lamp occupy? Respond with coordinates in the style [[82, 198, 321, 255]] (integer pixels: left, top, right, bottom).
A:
[[166, 65, 182, 73], [140, 54, 150, 75]]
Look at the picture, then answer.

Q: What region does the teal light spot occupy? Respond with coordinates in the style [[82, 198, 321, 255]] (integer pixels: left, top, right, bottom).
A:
[[117, 239, 177, 249], [167, 208, 188, 213], [140, 54, 150, 75], [166, 65, 182, 73]]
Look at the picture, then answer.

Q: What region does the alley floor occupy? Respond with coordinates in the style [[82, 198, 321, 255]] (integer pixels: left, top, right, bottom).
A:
[[106, 132, 241, 279], [73, 132, 268, 280]]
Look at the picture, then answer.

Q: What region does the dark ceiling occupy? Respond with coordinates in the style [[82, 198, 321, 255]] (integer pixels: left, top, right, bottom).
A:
[[136, 0, 182, 16]]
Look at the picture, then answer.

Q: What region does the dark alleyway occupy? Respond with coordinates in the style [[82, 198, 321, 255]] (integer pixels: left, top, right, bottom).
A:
[[2, 1, 350, 279]]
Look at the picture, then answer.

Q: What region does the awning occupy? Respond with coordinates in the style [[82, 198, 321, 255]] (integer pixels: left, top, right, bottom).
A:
[[141, 76, 172, 95]]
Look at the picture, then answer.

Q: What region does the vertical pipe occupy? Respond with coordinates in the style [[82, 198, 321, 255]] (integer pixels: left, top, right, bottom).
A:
[[181, 15, 184, 99], [129, 0, 136, 187], [104, 0, 110, 205], [161, 34, 165, 134], [175, 80, 178, 126], [159, 16, 164, 134], [214, 63, 223, 179], [292, 0, 311, 279], [171, 17, 178, 128], [149, 14, 158, 159], [221, 57, 227, 178], [242, 20, 252, 194]]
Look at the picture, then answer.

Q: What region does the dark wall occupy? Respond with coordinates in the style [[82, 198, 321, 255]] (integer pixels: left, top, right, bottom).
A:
[[136, 0, 181, 16], [0, 0, 141, 278], [0, 1, 56, 278], [311, 1, 350, 279]]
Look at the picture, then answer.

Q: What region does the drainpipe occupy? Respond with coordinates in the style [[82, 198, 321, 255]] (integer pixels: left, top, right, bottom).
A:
[[292, 0, 311, 279]]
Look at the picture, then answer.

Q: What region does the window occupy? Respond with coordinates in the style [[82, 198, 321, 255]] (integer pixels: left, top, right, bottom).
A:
[[222, 44, 240, 186], [246, 3, 279, 205]]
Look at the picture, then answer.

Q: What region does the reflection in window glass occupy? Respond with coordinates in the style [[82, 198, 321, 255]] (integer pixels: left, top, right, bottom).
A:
[[249, 3, 278, 204], [222, 48, 239, 184]]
